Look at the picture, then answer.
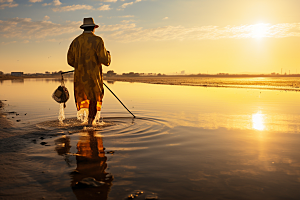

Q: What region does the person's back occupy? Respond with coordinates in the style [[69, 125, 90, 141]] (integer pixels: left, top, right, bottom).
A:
[[67, 17, 111, 125]]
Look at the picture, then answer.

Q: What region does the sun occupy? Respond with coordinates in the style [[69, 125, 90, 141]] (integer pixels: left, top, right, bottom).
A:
[[251, 23, 269, 39]]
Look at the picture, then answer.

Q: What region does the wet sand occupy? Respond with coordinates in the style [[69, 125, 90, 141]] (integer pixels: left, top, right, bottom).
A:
[[0, 101, 67, 199]]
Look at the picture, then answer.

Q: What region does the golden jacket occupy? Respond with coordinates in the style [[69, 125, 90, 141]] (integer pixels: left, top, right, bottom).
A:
[[67, 32, 111, 111]]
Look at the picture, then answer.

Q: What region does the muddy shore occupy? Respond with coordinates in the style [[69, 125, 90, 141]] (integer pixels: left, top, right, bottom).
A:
[[0, 101, 67, 200]]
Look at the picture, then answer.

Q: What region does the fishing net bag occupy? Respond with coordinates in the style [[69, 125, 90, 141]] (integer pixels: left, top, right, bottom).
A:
[[52, 85, 69, 103], [52, 75, 69, 107]]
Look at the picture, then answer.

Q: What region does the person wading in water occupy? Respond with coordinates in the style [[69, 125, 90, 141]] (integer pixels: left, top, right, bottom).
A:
[[67, 17, 111, 126]]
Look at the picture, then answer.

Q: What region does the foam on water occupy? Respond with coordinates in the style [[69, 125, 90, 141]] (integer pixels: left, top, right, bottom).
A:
[[76, 108, 102, 124], [58, 103, 65, 123]]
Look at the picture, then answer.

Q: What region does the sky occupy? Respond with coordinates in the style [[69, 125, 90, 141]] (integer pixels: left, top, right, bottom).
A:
[[0, 0, 300, 74]]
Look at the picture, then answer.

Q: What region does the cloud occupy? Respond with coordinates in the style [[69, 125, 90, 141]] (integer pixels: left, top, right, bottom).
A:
[[0, 17, 81, 40], [100, 23, 300, 42], [0, 0, 18, 9], [117, 0, 142, 10], [120, 15, 134, 18], [163, 17, 168, 20], [53, 4, 93, 12], [108, 15, 135, 19], [99, 23, 136, 32], [100, 0, 117, 2], [53, 0, 61, 6], [29, 0, 43, 3], [1, 40, 16, 45], [121, 19, 135, 23], [120, 2, 133, 8], [43, 15, 50, 20], [2, 18, 299, 44], [42, 0, 61, 6], [97, 4, 111, 11], [42, 2, 51, 6]]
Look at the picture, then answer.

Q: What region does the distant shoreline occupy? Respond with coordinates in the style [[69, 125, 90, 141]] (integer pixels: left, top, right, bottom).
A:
[[1, 73, 300, 81], [1, 74, 300, 92], [0, 74, 63, 80]]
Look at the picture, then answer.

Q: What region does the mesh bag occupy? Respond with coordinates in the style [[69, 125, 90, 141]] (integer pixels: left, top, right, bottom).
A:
[[52, 85, 69, 103], [52, 75, 69, 107]]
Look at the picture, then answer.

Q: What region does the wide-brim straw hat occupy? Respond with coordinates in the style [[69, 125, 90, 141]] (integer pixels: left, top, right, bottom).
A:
[[80, 17, 99, 29]]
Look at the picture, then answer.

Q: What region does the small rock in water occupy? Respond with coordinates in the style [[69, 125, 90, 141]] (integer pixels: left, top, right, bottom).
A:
[[75, 177, 105, 188], [127, 190, 144, 199], [16, 120, 21, 122], [24, 113, 27, 115], [40, 142, 47, 145], [106, 151, 115, 154], [134, 190, 143, 195], [32, 139, 37, 144], [145, 193, 158, 200], [40, 137, 45, 140]]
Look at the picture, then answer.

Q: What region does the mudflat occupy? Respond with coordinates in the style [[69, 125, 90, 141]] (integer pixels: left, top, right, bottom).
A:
[[105, 76, 300, 91]]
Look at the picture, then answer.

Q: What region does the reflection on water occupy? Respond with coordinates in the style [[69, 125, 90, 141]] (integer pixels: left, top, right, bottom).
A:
[[106, 80, 115, 84], [55, 131, 113, 200], [11, 79, 24, 84], [252, 111, 265, 131]]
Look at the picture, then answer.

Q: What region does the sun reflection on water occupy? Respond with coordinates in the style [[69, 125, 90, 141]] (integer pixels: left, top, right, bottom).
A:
[[252, 112, 265, 131]]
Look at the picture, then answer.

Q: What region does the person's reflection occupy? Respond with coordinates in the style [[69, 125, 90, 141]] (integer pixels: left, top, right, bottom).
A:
[[55, 131, 113, 200]]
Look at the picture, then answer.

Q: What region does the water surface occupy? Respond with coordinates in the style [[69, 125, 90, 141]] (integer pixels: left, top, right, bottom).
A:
[[1, 78, 300, 200]]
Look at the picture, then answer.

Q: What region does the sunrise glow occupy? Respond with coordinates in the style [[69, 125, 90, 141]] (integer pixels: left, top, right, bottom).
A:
[[0, 0, 299, 74], [251, 23, 269, 39]]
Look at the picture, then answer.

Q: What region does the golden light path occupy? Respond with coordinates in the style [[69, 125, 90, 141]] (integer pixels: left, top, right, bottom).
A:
[[252, 111, 265, 131]]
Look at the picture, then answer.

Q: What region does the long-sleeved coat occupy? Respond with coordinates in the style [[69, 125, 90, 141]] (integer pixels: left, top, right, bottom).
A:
[[67, 32, 111, 111]]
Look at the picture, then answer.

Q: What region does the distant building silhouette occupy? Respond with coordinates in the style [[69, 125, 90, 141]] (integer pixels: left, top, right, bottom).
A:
[[11, 72, 23, 76]]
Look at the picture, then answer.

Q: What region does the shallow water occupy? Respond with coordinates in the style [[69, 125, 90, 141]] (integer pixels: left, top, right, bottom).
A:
[[1, 78, 300, 199]]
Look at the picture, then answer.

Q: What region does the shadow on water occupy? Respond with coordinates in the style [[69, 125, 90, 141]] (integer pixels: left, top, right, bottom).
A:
[[55, 130, 113, 200]]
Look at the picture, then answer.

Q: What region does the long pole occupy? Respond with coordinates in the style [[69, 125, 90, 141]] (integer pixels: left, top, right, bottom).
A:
[[103, 82, 135, 118], [61, 70, 135, 118]]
